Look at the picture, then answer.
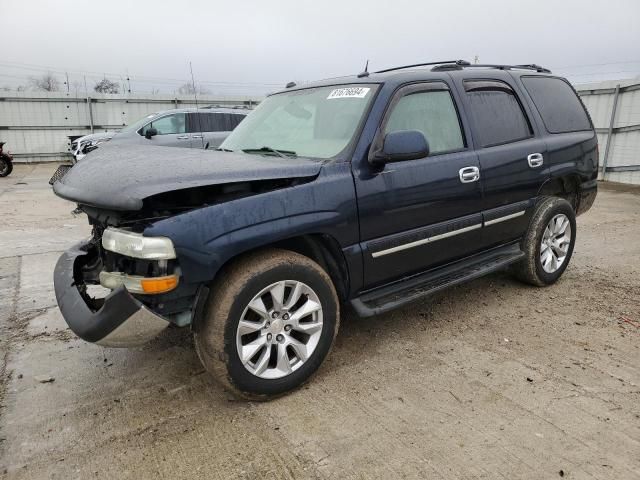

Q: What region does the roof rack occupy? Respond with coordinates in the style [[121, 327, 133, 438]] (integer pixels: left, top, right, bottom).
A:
[[374, 60, 470, 74], [433, 63, 551, 74], [373, 60, 551, 75]]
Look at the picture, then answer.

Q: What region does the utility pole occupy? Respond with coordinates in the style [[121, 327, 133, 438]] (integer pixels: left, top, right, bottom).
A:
[[84, 76, 94, 133]]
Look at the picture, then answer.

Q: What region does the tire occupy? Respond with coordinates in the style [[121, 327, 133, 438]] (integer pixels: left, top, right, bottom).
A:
[[512, 197, 577, 286], [194, 249, 340, 400], [0, 157, 12, 177]]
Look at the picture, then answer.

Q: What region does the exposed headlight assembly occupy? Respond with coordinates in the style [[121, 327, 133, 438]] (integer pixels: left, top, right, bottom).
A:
[[102, 228, 176, 260]]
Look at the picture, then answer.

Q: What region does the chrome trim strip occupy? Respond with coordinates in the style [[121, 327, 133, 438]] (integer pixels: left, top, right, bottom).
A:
[[371, 223, 482, 258], [484, 210, 526, 226]]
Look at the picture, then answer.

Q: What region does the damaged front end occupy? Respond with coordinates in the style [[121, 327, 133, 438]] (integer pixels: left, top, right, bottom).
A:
[[54, 214, 207, 347]]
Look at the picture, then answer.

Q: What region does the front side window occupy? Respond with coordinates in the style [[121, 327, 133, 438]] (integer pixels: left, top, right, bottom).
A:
[[384, 89, 465, 154], [141, 113, 186, 136], [521, 76, 591, 133], [464, 80, 532, 147], [221, 84, 378, 159]]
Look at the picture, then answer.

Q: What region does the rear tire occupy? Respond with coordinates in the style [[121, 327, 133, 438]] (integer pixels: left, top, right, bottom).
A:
[[194, 249, 340, 400], [513, 197, 576, 286], [0, 157, 12, 177]]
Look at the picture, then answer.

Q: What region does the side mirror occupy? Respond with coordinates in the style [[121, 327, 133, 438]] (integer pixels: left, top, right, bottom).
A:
[[145, 127, 158, 139], [370, 130, 430, 166]]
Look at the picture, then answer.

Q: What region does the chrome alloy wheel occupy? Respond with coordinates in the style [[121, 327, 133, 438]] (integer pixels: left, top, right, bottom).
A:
[[540, 213, 572, 273], [235, 280, 324, 379]]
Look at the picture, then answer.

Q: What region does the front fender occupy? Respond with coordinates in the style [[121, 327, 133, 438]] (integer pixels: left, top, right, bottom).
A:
[[144, 163, 359, 284]]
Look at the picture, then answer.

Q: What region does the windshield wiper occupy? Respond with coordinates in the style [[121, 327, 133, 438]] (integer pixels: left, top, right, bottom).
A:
[[215, 147, 234, 152], [242, 146, 297, 158]]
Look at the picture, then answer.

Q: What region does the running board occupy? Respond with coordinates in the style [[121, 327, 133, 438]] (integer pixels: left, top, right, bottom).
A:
[[351, 243, 524, 317]]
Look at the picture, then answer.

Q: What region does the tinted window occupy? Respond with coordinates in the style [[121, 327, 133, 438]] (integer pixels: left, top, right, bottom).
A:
[[384, 90, 464, 154], [142, 113, 186, 135], [464, 80, 532, 147], [522, 76, 591, 133], [188, 112, 246, 132]]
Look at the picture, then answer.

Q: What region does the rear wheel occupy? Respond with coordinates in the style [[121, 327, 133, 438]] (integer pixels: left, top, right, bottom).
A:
[[0, 156, 12, 177], [195, 249, 339, 400], [513, 197, 576, 286]]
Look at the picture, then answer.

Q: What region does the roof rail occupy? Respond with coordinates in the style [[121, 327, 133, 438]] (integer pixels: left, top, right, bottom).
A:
[[456, 63, 551, 73], [374, 60, 470, 74], [372, 60, 551, 75]]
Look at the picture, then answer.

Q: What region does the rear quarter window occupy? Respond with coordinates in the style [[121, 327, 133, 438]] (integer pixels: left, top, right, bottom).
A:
[[521, 76, 592, 133]]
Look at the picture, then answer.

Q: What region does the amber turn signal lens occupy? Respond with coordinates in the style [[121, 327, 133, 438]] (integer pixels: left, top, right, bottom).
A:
[[140, 275, 179, 294]]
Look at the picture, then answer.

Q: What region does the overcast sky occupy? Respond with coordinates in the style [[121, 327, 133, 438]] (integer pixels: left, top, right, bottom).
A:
[[1, 0, 639, 96]]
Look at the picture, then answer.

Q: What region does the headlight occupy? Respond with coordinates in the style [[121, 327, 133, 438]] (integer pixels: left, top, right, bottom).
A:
[[94, 137, 111, 146], [102, 228, 176, 260]]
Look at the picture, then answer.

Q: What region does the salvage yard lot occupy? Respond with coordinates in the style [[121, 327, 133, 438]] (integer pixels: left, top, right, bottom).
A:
[[0, 164, 638, 479]]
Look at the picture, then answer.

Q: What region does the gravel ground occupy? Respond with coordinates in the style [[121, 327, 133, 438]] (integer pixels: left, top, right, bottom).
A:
[[0, 164, 638, 479]]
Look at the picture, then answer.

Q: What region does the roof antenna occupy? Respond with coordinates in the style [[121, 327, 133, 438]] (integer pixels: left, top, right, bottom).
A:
[[357, 59, 369, 78]]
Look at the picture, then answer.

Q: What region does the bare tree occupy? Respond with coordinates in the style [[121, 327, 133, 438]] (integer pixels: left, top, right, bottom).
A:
[[178, 82, 211, 95], [94, 78, 120, 94], [29, 72, 60, 92]]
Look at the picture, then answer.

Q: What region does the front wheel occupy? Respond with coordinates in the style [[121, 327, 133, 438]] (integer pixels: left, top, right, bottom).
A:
[[512, 197, 577, 286], [195, 249, 340, 400], [0, 157, 12, 177]]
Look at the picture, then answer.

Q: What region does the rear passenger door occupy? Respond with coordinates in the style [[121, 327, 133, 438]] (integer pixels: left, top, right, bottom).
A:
[[190, 112, 245, 149], [457, 78, 549, 248], [354, 82, 484, 288]]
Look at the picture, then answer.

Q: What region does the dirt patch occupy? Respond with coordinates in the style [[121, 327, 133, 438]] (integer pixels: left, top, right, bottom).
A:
[[0, 165, 639, 479]]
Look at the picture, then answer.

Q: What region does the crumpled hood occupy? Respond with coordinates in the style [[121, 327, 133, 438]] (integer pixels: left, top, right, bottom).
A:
[[53, 144, 322, 211]]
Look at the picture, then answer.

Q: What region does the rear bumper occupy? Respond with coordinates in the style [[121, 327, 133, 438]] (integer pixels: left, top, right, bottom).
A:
[[53, 241, 169, 347]]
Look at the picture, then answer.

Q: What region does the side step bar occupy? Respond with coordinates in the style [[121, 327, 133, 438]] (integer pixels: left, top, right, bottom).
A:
[[351, 243, 524, 317]]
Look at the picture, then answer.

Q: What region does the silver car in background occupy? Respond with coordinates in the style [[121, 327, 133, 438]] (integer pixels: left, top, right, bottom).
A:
[[70, 106, 249, 162]]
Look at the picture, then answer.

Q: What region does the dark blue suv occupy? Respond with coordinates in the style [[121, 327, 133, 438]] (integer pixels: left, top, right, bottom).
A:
[[53, 61, 598, 399]]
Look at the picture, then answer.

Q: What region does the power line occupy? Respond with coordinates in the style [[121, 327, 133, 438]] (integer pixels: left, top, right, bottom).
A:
[[0, 59, 283, 88]]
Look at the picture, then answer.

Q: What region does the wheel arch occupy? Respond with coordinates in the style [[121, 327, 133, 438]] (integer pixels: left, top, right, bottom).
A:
[[214, 233, 351, 303], [537, 175, 581, 210]]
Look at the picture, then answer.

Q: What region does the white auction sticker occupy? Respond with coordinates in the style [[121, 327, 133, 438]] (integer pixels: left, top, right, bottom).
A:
[[327, 87, 370, 99]]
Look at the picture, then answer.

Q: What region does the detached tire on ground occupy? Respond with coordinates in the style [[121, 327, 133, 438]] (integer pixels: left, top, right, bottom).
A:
[[195, 249, 340, 400], [513, 197, 577, 286], [0, 157, 12, 177]]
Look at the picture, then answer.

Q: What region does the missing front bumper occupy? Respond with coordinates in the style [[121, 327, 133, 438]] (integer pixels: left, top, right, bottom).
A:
[[53, 241, 169, 347]]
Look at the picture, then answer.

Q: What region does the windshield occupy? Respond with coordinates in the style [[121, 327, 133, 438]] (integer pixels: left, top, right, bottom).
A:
[[117, 112, 160, 135], [221, 84, 378, 159]]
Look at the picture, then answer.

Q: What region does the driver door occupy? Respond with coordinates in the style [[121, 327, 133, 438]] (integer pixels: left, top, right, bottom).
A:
[[353, 82, 484, 288], [140, 113, 192, 148]]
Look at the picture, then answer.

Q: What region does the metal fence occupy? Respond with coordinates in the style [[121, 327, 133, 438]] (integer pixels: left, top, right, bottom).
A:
[[2, 82, 639, 185], [0, 92, 262, 163], [576, 79, 640, 185]]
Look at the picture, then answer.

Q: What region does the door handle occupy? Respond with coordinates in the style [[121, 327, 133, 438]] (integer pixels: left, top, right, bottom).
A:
[[459, 166, 480, 183], [191, 134, 203, 139], [176, 135, 190, 140], [527, 153, 544, 168]]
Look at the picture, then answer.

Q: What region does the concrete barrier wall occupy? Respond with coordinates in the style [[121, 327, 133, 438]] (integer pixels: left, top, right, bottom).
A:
[[0, 92, 262, 162]]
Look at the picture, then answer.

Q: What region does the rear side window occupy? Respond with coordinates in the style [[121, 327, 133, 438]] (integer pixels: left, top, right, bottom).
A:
[[188, 112, 246, 132], [521, 76, 591, 133], [464, 80, 532, 147], [384, 90, 465, 154]]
